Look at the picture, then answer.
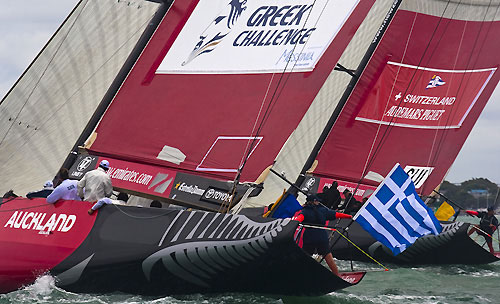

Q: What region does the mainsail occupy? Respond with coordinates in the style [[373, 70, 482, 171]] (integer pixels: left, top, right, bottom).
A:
[[80, 0, 381, 208], [311, 0, 500, 197], [0, 0, 160, 195], [246, 0, 400, 206]]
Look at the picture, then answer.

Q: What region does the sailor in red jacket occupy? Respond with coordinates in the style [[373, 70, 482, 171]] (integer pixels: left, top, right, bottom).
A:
[[466, 206, 498, 254], [293, 194, 352, 275]]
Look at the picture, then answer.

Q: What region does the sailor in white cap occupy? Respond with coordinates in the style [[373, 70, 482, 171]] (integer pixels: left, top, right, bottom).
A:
[[77, 159, 113, 202], [26, 180, 54, 199], [46, 168, 81, 203]]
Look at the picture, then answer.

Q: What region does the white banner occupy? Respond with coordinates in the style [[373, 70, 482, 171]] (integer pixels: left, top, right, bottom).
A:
[[157, 0, 360, 74]]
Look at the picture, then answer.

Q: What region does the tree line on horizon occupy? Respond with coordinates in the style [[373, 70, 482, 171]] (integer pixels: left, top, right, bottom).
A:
[[433, 178, 500, 210]]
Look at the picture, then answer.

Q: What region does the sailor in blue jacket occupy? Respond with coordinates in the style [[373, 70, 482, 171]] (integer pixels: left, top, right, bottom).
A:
[[294, 194, 352, 275]]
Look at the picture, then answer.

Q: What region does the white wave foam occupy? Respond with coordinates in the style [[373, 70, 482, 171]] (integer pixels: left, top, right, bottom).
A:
[[23, 274, 56, 296]]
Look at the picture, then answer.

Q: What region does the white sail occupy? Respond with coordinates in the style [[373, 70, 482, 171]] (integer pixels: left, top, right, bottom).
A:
[[0, 0, 159, 195]]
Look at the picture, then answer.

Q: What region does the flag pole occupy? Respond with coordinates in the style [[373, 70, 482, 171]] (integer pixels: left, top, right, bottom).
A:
[[432, 190, 466, 210], [269, 0, 403, 217], [432, 189, 466, 221]]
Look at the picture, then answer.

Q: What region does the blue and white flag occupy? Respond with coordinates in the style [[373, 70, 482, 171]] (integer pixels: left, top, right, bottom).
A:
[[426, 75, 446, 89], [353, 164, 442, 255]]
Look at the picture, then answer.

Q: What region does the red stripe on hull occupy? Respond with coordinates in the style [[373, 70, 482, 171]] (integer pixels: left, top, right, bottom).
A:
[[0, 198, 95, 293]]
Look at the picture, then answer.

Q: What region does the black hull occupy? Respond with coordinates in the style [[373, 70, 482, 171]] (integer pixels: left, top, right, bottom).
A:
[[330, 219, 500, 265], [50, 204, 362, 295]]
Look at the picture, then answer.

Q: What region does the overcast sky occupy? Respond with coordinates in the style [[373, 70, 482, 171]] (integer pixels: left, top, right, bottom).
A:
[[1, 1, 499, 185]]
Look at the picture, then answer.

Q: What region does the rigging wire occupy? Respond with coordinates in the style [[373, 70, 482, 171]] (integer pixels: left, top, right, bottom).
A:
[[365, 0, 497, 198], [358, 1, 456, 182], [340, 0, 499, 215], [343, 1, 465, 205], [222, 0, 326, 211], [299, 223, 390, 271], [0, 6, 158, 171], [0, 0, 91, 147], [335, 0, 461, 214], [235, 0, 323, 175], [267, 1, 404, 189], [426, 0, 499, 174]]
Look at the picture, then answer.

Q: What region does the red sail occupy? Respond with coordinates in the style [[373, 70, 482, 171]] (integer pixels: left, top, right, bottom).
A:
[[314, 9, 500, 195], [88, 0, 376, 184]]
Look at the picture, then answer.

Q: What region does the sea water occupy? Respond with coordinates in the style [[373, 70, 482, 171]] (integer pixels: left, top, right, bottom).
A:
[[2, 261, 499, 304], [2, 216, 499, 304]]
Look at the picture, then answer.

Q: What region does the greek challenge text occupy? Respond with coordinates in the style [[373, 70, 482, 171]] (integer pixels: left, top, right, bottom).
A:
[[384, 94, 456, 121], [233, 5, 316, 47]]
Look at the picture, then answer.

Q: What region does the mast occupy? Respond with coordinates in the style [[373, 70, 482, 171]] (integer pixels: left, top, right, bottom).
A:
[[284, 0, 402, 199], [59, 0, 172, 172]]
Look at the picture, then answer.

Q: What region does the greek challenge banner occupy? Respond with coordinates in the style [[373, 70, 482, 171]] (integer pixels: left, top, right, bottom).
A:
[[157, 0, 360, 74]]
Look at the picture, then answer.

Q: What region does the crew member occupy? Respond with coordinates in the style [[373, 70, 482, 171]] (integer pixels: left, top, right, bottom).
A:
[[341, 189, 363, 215], [466, 206, 498, 254], [2, 190, 18, 203], [317, 182, 342, 210], [293, 194, 352, 275], [26, 180, 54, 199], [78, 159, 112, 202], [46, 169, 81, 203]]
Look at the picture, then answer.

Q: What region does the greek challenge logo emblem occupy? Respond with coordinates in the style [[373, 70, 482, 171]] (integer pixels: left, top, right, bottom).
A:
[[183, 0, 248, 65]]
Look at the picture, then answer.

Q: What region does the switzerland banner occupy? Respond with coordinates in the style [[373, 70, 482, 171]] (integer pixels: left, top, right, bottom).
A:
[[356, 62, 496, 129]]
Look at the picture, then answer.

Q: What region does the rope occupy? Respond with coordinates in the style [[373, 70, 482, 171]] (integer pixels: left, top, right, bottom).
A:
[[0, 201, 50, 213], [108, 202, 179, 220], [222, 0, 323, 212], [299, 223, 389, 271], [471, 225, 500, 245], [358, 0, 455, 188]]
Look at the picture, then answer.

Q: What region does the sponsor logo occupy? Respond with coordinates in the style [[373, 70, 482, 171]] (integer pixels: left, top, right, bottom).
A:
[[107, 167, 154, 186], [341, 275, 356, 283], [384, 92, 455, 122], [201, 187, 234, 203], [305, 177, 316, 188], [3, 211, 76, 232], [175, 182, 206, 196], [103, 160, 175, 196], [158, 0, 359, 74], [426, 75, 446, 89], [70, 155, 97, 178], [404, 165, 434, 189], [301, 177, 316, 191], [148, 173, 173, 194], [77, 156, 94, 172], [183, 0, 248, 65], [319, 179, 372, 199], [355, 62, 496, 129]]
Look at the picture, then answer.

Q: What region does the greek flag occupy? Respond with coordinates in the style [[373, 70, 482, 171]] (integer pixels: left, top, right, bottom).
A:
[[426, 75, 446, 89], [353, 164, 442, 255]]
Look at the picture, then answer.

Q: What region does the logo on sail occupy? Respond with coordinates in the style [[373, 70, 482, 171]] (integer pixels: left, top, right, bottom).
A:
[[426, 75, 445, 89], [77, 156, 94, 172], [182, 0, 247, 66], [158, 0, 360, 74], [148, 173, 173, 194]]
